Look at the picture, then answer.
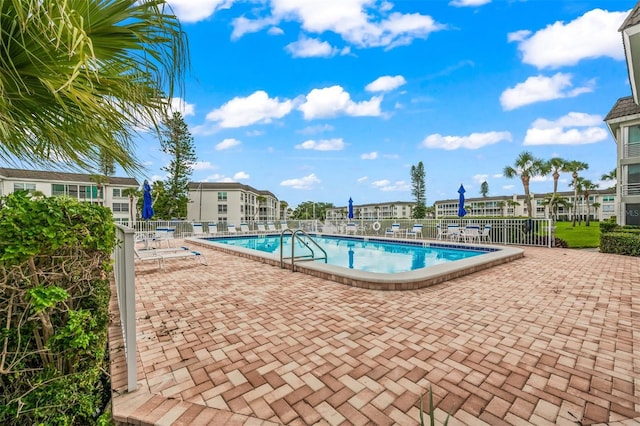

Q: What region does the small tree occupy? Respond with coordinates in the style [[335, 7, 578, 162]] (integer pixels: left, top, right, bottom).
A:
[[480, 181, 489, 197], [122, 187, 140, 224], [158, 112, 197, 219], [411, 162, 426, 219], [503, 152, 546, 218], [565, 160, 589, 226]]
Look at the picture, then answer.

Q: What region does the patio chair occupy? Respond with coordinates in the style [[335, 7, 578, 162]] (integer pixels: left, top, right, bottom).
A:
[[206, 223, 218, 236], [134, 247, 207, 269], [154, 227, 175, 248], [345, 222, 358, 235], [267, 222, 277, 232], [257, 223, 267, 233], [227, 224, 238, 234], [480, 224, 492, 243], [436, 224, 448, 240], [406, 224, 423, 239], [240, 223, 251, 233], [462, 225, 480, 243], [279, 220, 289, 230], [447, 224, 461, 241]]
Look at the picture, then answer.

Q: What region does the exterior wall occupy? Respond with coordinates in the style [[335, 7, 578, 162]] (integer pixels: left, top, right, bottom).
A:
[[434, 190, 616, 221], [187, 183, 279, 225], [606, 117, 640, 226], [326, 202, 415, 220], [0, 170, 138, 222]]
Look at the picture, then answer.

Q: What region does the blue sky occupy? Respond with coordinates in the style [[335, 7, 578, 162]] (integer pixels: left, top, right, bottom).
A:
[[139, 0, 634, 208]]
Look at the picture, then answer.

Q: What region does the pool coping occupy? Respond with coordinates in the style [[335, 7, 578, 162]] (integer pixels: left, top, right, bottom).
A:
[[187, 233, 524, 291]]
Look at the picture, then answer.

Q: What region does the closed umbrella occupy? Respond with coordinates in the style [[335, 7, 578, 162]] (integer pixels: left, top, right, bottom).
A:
[[348, 197, 354, 220], [457, 184, 467, 218], [142, 180, 154, 220]]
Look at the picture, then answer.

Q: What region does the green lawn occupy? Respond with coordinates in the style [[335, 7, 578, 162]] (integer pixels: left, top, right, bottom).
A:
[[553, 221, 601, 248]]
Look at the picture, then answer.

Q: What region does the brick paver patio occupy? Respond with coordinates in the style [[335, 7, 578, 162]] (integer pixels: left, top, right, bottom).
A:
[[110, 242, 640, 425]]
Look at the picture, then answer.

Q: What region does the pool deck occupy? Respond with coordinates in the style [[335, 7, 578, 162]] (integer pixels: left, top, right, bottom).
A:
[[110, 242, 640, 425]]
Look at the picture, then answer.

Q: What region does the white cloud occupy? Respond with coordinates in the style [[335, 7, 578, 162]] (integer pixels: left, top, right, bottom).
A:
[[298, 85, 382, 120], [206, 91, 293, 128], [361, 151, 378, 160], [280, 173, 321, 190], [472, 174, 489, 184], [357, 176, 368, 183], [190, 161, 216, 171], [245, 129, 264, 136], [503, 184, 515, 190], [297, 124, 335, 135], [169, 97, 195, 117], [492, 173, 503, 179], [507, 30, 531, 43], [372, 179, 410, 191], [449, 0, 491, 7], [365, 75, 407, 92], [268, 26, 284, 35], [231, 16, 278, 39], [523, 112, 608, 146], [233, 0, 445, 50], [511, 8, 628, 69], [166, 0, 236, 23], [286, 36, 339, 58], [421, 131, 512, 150], [233, 171, 250, 180], [295, 138, 345, 151], [215, 138, 242, 150], [500, 73, 593, 111], [531, 175, 550, 183]]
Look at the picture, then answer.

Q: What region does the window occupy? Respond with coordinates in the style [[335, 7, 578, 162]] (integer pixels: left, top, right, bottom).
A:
[[603, 205, 615, 212], [13, 183, 36, 193], [218, 192, 227, 201], [113, 188, 121, 197], [627, 125, 640, 157], [603, 196, 615, 202], [218, 204, 227, 213], [112, 203, 129, 213]]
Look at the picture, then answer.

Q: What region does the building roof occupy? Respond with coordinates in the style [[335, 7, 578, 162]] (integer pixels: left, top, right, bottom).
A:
[[0, 167, 138, 186], [619, 2, 640, 31], [188, 182, 277, 199], [604, 96, 640, 121]]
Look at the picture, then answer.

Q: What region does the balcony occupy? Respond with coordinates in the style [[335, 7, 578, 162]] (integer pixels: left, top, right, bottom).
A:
[[622, 182, 640, 196]]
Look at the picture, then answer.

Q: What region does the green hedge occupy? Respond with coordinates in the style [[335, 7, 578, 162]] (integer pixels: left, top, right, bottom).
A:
[[0, 192, 115, 425], [599, 221, 618, 233], [600, 232, 640, 256]]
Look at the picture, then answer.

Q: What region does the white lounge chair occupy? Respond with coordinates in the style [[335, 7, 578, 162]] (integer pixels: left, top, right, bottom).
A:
[[154, 227, 175, 248], [267, 222, 277, 232], [406, 224, 423, 239], [257, 223, 267, 233], [385, 223, 403, 237], [207, 223, 218, 236], [345, 223, 358, 235], [279, 221, 288, 230], [240, 223, 250, 233], [192, 223, 204, 236], [135, 247, 207, 269], [227, 224, 238, 234]]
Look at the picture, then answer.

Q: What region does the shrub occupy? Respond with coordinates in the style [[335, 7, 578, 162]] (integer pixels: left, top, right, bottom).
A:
[[600, 232, 640, 256], [0, 192, 115, 425], [599, 221, 618, 233]]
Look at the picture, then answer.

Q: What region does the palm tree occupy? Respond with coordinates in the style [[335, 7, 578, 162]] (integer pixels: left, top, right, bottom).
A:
[[507, 199, 521, 217], [122, 187, 140, 224], [591, 202, 601, 221], [497, 200, 506, 217], [564, 160, 589, 226], [580, 179, 598, 226], [280, 201, 289, 220], [503, 151, 546, 218], [546, 157, 567, 221], [601, 168, 617, 190], [0, 0, 188, 173]]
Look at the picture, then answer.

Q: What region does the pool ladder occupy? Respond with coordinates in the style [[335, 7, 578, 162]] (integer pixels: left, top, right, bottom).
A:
[[280, 228, 327, 272]]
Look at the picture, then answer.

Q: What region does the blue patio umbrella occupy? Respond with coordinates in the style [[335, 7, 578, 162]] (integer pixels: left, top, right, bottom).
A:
[[142, 180, 154, 220], [348, 197, 354, 220], [457, 184, 467, 217]]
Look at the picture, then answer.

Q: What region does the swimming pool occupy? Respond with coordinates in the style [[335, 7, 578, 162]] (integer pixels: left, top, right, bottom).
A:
[[188, 232, 524, 291], [211, 234, 485, 273]]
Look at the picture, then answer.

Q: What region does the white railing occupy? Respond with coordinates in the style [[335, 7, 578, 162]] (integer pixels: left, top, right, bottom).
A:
[[622, 183, 640, 196], [121, 218, 555, 247], [113, 224, 137, 392]]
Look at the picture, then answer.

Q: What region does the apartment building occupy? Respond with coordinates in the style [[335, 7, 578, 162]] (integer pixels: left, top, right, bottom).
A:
[[434, 189, 616, 221], [0, 167, 139, 222], [605, 4, 640, 226], [326, 201, 416, 221], [187, 182, 280, 224]]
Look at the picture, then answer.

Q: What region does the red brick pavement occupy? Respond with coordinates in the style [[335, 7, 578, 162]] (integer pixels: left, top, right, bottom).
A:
[[110, 243, 640, 425]]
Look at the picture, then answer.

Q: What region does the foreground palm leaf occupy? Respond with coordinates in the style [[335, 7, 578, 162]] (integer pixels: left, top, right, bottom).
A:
[[0, 0, 188, 173]]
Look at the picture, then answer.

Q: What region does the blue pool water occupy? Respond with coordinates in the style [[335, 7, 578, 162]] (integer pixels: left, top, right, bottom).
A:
[[207, 234, 486, 274]]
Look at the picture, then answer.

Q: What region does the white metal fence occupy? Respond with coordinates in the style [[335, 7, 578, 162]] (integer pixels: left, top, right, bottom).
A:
[[119, 218, 554, 247]]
